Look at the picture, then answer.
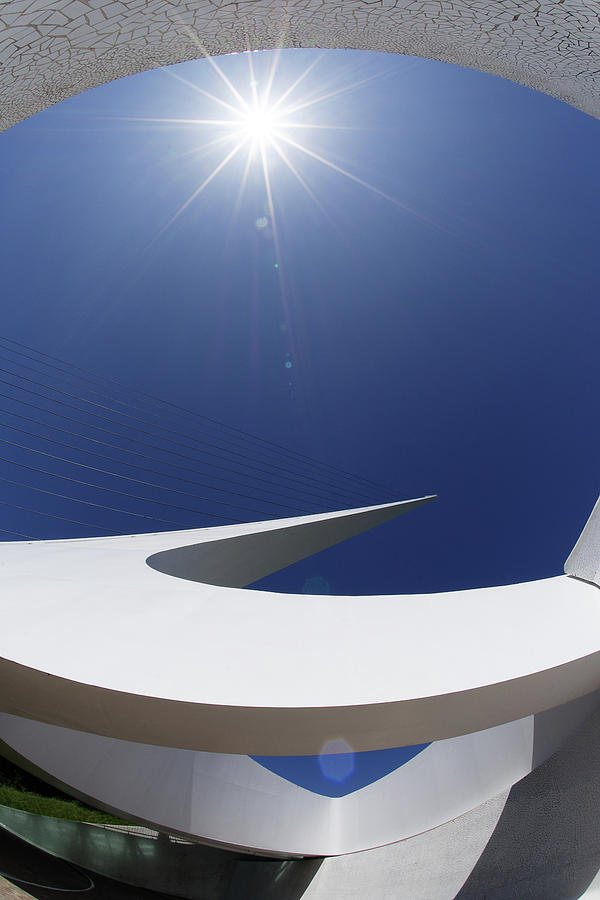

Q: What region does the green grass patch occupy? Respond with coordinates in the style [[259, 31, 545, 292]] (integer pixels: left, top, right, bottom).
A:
[[0, 784, 129, 825], [0, 755, 130, 825]]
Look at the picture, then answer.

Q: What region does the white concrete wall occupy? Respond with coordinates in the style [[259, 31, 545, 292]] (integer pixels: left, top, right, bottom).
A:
[[302, 702, 600, 900], [5, 702, 600, 899]]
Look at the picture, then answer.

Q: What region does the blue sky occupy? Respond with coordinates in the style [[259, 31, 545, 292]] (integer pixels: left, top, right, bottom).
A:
[[0, 48, 599, 597]]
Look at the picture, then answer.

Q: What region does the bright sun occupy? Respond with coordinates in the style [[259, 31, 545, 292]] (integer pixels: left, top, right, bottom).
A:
[[242, 105, 278, 143], [132, 50, 412, 242]]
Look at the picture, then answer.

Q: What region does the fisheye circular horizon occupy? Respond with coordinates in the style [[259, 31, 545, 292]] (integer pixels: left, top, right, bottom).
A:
[[0, 49, 599, 598], [2, 1, 600, 133]]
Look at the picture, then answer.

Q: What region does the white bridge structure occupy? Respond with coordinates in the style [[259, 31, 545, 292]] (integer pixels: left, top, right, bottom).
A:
[[1, 2, 600, 897], [1, 495, 600, 892]]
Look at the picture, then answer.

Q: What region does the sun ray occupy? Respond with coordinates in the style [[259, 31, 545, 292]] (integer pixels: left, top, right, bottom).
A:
[[162, 67, 245, 118], [140, 49, 453, 247], [269, 53, 326, 114], [154, 137, 248, 241], [263, 44, 283, 110], [269, 138, 331, 222], [260, 142, 279, 255], [276, 70, 389, 120], [259, 13, 294, 110], [275, 131, 444, 232], [178, 33, 251, 113], [156, 130, 244, 169], [277, 122, 368, 131], [228, 143, 255, 228], [276, 56, 428, 122], [246, 47, 261, 111], [101, 115, 243, 128], [258, 139, 291, 316]]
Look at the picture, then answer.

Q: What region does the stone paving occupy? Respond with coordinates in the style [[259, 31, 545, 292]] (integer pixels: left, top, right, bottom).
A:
[[0, 0, 599, 132], [0, 875, 34, 900]]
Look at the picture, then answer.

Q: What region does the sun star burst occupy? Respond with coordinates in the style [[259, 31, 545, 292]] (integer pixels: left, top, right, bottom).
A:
[[109, 49, 438, 244], [242, 104, 279, 143]]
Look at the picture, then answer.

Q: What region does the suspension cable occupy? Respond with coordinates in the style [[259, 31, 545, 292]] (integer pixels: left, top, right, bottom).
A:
[[0, 487, 124, 534], [0, 463, 230, 527], [0, 522, 38, 540], [0, 393, 331, 509], [0, 431, 294, 519], [0, 334, 393, 495], [0, 375, 355, 507], [0, 343, 370, 496], [0, 361, 370, 504]]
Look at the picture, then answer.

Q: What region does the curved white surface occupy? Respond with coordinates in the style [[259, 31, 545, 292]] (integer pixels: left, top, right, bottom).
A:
[[1, 692, 598, 856], [1, 499, 600, 756], [0, 714, 534, 857], [1, 0, 599, 876]]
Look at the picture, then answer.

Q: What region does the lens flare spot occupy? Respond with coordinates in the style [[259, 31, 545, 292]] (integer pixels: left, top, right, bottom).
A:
[[319, 739, 355, 783], [302, 575, 330, 594], [255, 216, 269, 229], [284, 361, 293, 369]]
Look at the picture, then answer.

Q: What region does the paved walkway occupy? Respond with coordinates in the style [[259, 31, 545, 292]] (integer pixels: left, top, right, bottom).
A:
[[0, 875, 34, 899]]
